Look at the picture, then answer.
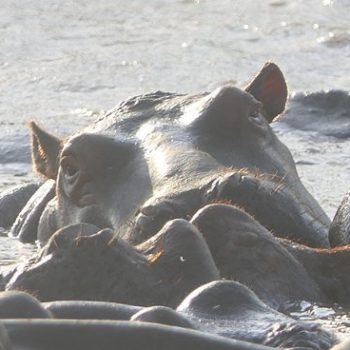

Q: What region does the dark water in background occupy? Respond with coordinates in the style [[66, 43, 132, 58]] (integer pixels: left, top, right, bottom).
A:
[[0, 0, 350, 340]]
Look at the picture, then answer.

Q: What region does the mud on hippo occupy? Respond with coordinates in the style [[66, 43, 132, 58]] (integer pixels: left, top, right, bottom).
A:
[[1, 62, 350, 349]]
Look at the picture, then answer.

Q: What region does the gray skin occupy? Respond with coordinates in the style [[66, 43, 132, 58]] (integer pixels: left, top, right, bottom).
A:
[[43, 300, 142, 320], [0, 324, 11, 350], [125, 281, 336, 349], [282, 90, 350, 138], [0, 183, 39, 229], [0, 291, 52, 319], [5, 204, 350, 310], [10, 62, 331, 248], [329, 190, 350, 246], [176, 281, 335, 350], [2, 319, 271, 350], [5, 220, 219, 307], [192, 203, 350, 308], [1, 208, 343, 349], [0, 284, 336, 350], [10, 180, 55, 243]]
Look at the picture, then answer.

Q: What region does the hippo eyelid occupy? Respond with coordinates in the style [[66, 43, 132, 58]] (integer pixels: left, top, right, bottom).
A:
[[247, 100, 264, 124], [60, 156, 79, 178], [248, 110, 266, 128], [250, 110, 260, 119]]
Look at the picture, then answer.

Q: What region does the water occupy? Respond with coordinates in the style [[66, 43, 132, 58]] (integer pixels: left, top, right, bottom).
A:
[[0, 0, 349, 342]]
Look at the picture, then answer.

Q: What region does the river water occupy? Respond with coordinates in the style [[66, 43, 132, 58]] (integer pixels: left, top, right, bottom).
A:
[[0, 0, 350, 342]]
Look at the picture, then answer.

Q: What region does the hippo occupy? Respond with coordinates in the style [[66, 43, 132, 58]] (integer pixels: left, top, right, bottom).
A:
[[2, 62, 332, 249], [175, 280, 335, 349], [0, 291, 51, 319], [4, 221, 220, 306], [329, 190, 350, 246], [0, 183, 39, 230], [0, 285, 336, 350], [1, 204, 346, 348], [4, 203, 350, 310], [191, 203, 350, 309], [282, 90, 350, 138], [1, 319, 271, 350], [0, 62, 348, 349]]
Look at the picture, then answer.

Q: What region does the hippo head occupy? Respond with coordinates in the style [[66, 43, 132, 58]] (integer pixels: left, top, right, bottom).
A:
[[25, 62, 330, 247]]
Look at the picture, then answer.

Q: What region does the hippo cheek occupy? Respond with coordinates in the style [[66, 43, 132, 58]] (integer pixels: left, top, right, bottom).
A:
[[37, 189, 116, 247], [58, 156, 100, 210], [48, 133, 142, 235]]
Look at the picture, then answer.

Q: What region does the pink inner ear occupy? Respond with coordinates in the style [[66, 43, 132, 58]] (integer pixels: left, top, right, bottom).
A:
[[260, 68, 287, 108], [246, 63, 288, 121]]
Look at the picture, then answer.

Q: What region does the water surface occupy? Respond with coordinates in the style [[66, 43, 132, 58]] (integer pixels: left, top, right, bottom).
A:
[[0, 0, 349, 340]]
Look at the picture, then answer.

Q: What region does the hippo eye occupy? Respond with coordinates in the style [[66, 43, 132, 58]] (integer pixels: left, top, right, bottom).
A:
[[250, 111, 259, 119], [248, 109, 264, 126], [60, 156, 79, 177]]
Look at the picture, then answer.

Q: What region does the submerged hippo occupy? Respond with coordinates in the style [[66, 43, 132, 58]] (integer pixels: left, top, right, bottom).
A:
[[4, 62, 331, 248], [0, 285, 336, 350], [2, 203, 347, 349], [4, 203, 350, 310]]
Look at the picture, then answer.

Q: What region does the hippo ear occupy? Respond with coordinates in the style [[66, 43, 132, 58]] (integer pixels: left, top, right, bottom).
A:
[[245, 62, 288, 123], [30, 121, 63, 179]]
